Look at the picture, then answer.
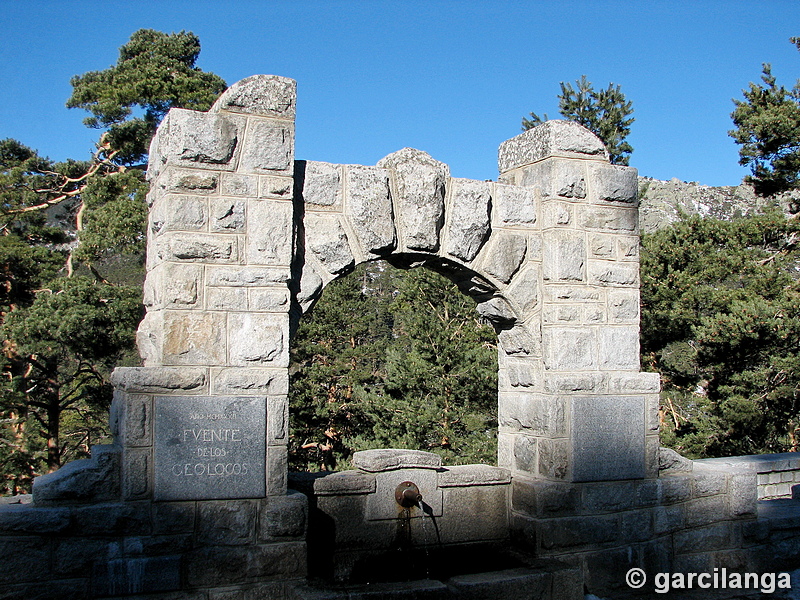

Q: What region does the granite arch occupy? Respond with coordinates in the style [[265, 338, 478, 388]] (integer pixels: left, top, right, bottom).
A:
[[117, 74, 654, 496], [11, 76, 780, 599]]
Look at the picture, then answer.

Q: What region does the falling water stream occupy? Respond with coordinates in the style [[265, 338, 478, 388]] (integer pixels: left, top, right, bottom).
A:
[[418, 501, 431, 579], [336, 479, 533, 586]]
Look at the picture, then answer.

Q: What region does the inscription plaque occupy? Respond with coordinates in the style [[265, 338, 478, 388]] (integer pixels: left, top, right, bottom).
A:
[[571, 395, 645, 482], [154, 396, 266, 500]]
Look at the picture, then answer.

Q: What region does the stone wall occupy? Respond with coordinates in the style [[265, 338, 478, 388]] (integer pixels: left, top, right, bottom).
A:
[[697, 453, 800, 500], [0, 492, 307, 599], [509, 449, 759, 594]]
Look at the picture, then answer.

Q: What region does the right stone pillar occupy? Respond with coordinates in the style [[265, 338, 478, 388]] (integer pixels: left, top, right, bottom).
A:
[[497, 121, 661, 483]]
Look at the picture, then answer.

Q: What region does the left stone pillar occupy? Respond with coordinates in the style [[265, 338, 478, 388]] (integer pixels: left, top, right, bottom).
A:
[[111, 75, 296, 501]]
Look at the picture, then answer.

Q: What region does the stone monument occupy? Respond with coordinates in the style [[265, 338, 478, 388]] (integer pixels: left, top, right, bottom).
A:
[[111, 74, 656, 505], [2, 75, 793, 600]]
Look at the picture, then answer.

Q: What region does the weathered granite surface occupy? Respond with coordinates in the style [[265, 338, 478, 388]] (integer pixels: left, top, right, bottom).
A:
[[638, 176, 800, 233], [153, 396, 267, 501], [352, 448, 443, 472]]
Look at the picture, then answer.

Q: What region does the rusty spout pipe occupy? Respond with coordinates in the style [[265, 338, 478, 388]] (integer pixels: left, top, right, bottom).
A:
[[395, 481, 422, 508]]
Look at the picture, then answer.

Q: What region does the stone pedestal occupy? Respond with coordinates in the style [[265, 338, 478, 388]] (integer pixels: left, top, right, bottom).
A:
[[117, 75, 297, 500], [290, 449, 511, 583]]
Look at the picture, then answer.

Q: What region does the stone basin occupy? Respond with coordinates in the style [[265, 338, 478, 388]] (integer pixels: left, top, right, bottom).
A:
[[287, 545, 582, 600]]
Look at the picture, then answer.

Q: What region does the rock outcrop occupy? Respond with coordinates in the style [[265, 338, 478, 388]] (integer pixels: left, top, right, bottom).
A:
[[638, 176, 800, 233]]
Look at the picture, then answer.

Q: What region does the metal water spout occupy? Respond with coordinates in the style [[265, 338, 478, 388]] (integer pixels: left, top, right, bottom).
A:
[[395, 481, 422, 508]]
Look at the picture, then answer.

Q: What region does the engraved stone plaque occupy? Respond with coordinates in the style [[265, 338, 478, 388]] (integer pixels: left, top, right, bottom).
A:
[[154, 396, 266, 500], [571, 395, 645, 482]]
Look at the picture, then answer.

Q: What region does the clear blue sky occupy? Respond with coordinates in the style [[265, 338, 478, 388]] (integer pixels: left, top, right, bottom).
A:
[[3, 1, 799, 186]]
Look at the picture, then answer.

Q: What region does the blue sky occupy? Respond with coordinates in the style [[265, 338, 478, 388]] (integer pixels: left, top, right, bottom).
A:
[[3, 1, 799, 186]]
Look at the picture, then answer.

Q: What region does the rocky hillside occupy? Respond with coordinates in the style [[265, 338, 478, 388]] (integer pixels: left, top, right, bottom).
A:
[[638, 177, 800, 233]]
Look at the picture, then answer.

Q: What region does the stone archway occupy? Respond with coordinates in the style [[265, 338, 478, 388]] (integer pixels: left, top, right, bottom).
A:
[[293, 147, 541, 473], [103, 74, 659, 504], [14, 74, 775, 600]]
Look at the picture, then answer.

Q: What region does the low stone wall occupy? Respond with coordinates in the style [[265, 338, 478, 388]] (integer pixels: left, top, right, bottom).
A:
[[510, 455, 759, 594], [696, 453, 800, 499], [749, 498, 800, 573], [0, 490, 307, 599], [6, 450, 800, 598]]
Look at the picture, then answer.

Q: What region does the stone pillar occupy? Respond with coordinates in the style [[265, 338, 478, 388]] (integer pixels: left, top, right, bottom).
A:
[[497, 121, 660, 483], [112, 75, 297, 501]]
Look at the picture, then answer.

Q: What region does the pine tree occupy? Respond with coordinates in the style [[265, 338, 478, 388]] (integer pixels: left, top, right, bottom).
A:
[[640, 212, 800, 457], [729, 37, 800, 196], [523, 75, 634, 165], [373, 268, 498, 465], [288, 264, 499, 470], [2, 30, 226, 278], [67, 28, 227, 166], [0, 30, 225, 492], [1, 278, 142, 484], [289, 262, 394, 471]]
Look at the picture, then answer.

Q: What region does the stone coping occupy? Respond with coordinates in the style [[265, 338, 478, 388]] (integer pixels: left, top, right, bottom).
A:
[[695, 452, 800, 472], [289, 463, 511, 497], [111, 366, 207, 394], [0, 494, 31, 506], [758, 497, 800, 524], [351, 449, 442, 472], [497, 121, 609, 173], [289, 471, 376, 496], [438, 464, 511, 487]]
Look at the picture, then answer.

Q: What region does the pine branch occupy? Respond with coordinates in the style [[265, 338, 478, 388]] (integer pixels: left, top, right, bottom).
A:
[[5, 143, 121, 216]]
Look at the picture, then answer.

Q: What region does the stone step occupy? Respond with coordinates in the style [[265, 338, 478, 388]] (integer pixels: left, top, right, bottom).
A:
[[287, 560, 582, 600]]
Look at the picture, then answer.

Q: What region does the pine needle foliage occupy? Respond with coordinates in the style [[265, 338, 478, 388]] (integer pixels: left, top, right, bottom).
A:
[[641, 212, 800, 457], [67, 29, 227, 166], [729, 37, 800, 196], [523, 75, 634, 165], [289, 262, 498, 471]]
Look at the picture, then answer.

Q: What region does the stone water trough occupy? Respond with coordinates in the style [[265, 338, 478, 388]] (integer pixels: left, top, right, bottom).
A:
[[288, 448, 582, 599]]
